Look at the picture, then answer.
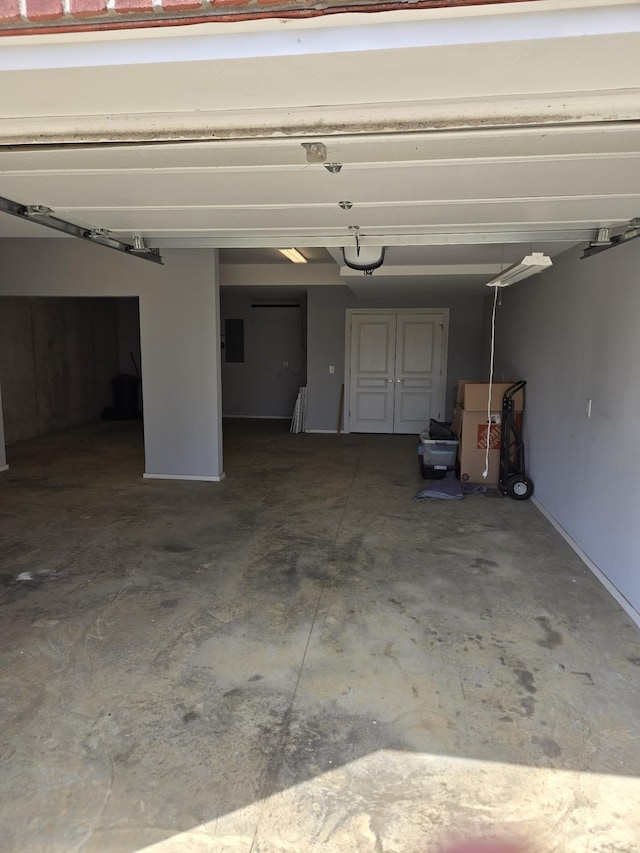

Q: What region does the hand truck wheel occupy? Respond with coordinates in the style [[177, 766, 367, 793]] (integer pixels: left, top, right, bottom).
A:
[[506, 473, 533, 501]]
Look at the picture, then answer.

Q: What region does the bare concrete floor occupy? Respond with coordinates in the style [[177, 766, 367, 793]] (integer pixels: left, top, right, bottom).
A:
[[1, 419, 639, 853]]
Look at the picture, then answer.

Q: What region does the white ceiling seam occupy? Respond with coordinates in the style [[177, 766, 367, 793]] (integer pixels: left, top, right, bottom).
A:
[[3, 97, 640, 145], [46, 194, 640, 212], [4, 151, 640, 177], [65, 202, 640, 233], [2, 122, 640, 163], [148, 232, 598, 249]]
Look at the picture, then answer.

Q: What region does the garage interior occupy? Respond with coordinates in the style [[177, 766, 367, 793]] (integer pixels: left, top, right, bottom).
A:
[[1, 2, 640, 851]]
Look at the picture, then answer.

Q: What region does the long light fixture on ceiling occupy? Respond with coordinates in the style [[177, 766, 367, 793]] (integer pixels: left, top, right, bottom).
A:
[[485, 252, 552, 288], [278, 248, 308, 264]]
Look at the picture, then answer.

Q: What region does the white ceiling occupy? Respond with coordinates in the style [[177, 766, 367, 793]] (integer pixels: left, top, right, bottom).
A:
[[1, 0, 639, 296]]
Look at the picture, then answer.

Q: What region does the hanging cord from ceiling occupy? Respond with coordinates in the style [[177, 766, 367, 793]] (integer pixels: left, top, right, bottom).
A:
[[483, 284, 500, 480]]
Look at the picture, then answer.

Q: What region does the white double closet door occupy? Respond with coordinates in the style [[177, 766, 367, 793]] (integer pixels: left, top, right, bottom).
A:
[[348, 311, 447, 434]]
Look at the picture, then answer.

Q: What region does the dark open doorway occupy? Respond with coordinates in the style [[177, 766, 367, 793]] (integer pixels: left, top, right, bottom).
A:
[[0, 296, 141, 459]]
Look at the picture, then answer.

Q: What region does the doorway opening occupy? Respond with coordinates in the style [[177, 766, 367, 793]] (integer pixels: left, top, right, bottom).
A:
[[0, 296, 142, 474], [220, 287, 308, 426]]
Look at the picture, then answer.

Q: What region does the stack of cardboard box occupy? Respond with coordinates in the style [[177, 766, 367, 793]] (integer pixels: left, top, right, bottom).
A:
[[452, 380, 523, 485]]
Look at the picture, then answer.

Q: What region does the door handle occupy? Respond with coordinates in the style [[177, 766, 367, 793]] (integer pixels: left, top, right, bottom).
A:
[[388, 379, 393, 383], [396, 378, 402, 383]]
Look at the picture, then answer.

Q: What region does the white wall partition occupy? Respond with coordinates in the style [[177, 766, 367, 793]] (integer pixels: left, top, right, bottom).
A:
[[0, 240, 222, 481]]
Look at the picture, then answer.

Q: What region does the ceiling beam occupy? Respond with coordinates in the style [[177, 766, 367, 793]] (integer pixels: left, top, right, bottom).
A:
[[149, 230, 596, 249]]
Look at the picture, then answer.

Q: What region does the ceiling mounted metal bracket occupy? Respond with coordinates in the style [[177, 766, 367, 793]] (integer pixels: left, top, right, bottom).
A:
[[0, 194, 163, 265], [25, 205, 53, 218], [582, 218, 640, 259], [301, 142, 327, 163]]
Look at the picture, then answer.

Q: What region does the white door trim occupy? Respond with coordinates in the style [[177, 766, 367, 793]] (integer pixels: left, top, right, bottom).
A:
[[343, 307, 449, 435]]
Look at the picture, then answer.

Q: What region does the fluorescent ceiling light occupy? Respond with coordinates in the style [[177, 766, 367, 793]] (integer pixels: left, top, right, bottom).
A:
[[279, 248, 308, 264], [486, 252, 552, 287]]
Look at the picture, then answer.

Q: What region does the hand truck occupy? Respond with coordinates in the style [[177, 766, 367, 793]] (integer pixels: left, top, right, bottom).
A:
[[499, 380, 534, 500]]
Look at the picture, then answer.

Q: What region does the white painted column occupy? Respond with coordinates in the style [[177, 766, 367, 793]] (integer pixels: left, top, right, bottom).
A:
[[0, 381, 7, 472], [140, 251, 224, 481]]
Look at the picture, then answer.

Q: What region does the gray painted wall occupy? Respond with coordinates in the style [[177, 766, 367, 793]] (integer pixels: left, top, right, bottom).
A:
[[306, 287, 353, 432], [220, 288, 307, 418], [0, 241, 222, 480], [493, 240, 640, 613], [306, 286, 486, 431], [0, 296, 118, 444]]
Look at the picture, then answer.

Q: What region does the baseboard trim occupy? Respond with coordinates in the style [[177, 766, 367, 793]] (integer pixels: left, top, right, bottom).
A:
[[223, 415, 290, 420], [532, 496, 640, 629], [0, 464, 8, 473], [305, 429, 338, 434], [143, 472, 225, 482]]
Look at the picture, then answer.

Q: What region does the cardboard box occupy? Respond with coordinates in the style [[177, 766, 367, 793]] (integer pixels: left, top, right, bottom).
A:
[[454, 404, 523, 485], [455, 380, 480, 405], [457, 380, 524, 412], [457, 409, 503, 484]]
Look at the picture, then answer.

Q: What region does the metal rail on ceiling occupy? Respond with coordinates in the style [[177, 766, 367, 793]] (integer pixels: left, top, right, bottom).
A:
[[0, 194, 163, 265]]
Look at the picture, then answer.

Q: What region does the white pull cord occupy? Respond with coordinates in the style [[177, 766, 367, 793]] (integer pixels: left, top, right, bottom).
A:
[[483, 284, 500, 479]]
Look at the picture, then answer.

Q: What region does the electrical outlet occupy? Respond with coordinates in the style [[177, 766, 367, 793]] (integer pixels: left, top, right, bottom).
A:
[[329, 365, 335, 374], [283, 361, 288, 368]]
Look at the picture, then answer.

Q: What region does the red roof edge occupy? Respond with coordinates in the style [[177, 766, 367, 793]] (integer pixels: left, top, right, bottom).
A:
[[0, 0, 535, 38]]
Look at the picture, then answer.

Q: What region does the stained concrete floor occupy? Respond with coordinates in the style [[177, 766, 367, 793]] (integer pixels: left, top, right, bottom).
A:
[[1, 419, 639, 853]]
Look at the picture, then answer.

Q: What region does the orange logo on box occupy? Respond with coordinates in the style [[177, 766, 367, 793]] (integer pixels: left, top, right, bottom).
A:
[[477, 423, 501, 450]]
